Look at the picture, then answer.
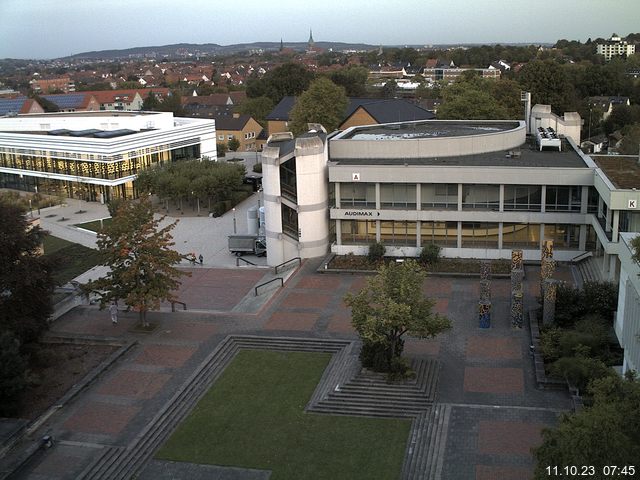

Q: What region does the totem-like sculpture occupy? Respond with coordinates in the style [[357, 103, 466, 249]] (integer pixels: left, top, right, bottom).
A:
[[510, 249, 524, 328], [540, 240, 554, 297], [542, 279, 558, 325], [479, 260, 492, 328]]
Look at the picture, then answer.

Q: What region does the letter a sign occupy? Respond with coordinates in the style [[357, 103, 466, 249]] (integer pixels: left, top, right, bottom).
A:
[[352, 173, 360, 181]]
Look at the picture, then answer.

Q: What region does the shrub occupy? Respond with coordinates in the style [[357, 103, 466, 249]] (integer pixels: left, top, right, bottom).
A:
[[367, 241, 386, 263], [216, 142, 227, 157], [582, 281, 618, 321], [554, 283, 584, 328], [550, 354, 614, 393], [252, 162, 263, 173], [359, 337, 405, 374], [419, 243, 441, 265]]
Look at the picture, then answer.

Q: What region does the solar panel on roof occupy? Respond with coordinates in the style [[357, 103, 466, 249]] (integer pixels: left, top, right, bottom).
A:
[[0, 97, 27, 116], [42, 94, 86, 109], [69, 129, 102, 137], [92, 129, 137, 139]]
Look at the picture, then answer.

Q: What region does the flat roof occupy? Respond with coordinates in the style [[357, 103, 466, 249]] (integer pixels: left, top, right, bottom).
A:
[[592, 155, 640, 189], [340, 121, 521, 140], [15, 111, 159, 118], [331, 137, 588, 169]]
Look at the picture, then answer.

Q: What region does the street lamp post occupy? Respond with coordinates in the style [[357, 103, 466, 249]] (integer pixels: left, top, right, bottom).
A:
[[232, 207, 237, 234]]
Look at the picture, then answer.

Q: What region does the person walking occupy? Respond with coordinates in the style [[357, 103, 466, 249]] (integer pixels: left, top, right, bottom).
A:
[[199, 254, 203, 265], [109, 302, 118, 325]]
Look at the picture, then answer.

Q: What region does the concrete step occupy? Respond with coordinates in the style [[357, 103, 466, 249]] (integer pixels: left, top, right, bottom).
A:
[[310, 403, 423, 418]]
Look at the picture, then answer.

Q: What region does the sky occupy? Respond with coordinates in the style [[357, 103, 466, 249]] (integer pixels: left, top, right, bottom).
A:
[[1, 0, 639, 59]]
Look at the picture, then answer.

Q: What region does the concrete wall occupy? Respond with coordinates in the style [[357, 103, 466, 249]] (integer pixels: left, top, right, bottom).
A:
[[614, 233, 640, 375], [330, 121, 526, 159], [529, 105, 582, 144]]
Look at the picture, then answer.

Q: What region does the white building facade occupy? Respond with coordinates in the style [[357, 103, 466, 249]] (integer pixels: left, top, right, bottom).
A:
[[0, 111, 216, 201]]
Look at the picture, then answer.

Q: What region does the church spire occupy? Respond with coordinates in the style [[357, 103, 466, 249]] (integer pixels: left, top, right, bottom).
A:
[[308, 29, 314, 47], [280, 38, 284, 52]]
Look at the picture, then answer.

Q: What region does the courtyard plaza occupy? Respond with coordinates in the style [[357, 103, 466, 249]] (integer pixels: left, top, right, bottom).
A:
[[3, 197, 573, 480]]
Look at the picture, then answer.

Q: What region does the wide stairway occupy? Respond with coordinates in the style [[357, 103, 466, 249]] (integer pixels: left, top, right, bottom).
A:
[[575, 255, 603, 284]]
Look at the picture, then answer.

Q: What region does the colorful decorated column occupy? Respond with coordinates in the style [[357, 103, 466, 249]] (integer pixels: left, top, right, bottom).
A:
[[478, 260, 492, 327], [542, 279, 558, 325], [510, 249, 524, 328]]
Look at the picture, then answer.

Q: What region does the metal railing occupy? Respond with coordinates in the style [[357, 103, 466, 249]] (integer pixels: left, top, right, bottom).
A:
[[255, 277, 283, 296], [236, 257, 257, 267], [569, 251, 593, 264], [171, 301, 187, 312], [274, 257, 301, 275]]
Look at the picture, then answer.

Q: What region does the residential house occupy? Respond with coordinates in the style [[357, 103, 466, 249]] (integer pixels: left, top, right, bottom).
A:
[[588, 96, 631, 120], [597, 34, 636, 61], [30, 76, 76, 94], [215, 113, 263, 152], [80, 89, 171, 111]]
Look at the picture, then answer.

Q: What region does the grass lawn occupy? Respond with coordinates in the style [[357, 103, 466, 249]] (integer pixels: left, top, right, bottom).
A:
[[75, 217, 112, 232], [43, 235, 102, 285], [157, 350, 411, 480]]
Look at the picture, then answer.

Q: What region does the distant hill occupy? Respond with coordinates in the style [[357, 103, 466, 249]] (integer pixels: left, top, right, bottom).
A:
[[62, 41, 379, 60]]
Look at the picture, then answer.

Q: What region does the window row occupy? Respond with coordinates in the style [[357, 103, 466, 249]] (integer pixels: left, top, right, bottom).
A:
[[339, 220, 588, 250], [337, 183, 597, 213]]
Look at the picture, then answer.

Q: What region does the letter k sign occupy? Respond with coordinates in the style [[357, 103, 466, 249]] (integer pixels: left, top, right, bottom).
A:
[[629, 199, 637, 209]]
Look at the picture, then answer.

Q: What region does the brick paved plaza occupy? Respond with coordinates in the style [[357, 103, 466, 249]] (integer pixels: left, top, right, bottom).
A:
[[7, 258, 574, 480]]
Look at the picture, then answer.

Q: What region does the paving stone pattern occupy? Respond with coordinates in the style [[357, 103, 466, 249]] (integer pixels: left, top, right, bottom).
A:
[[4, 259, 576, 480]]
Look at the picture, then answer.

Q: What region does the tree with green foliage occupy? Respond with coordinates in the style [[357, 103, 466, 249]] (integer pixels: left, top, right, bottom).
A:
[[289, 77, 348, 135], [344, 260, 451, 374], [237, 95, 274, 127], [631, 235, 640, 265], [246, 63, 315, 104], [438, 77, 509, 120], [0, 331, 27, 416], [227, 137, 240, 152], [381, 79, 397, 99], [618, 124, 640, 155], [533, 375, 640, 479], [142, 91, 161, 111], [216, 142, 228, 157], [0, 200, 54, 345], [517, 60, 577, 114], [329, 65, 369, 97], [84, 198, 189, 327]]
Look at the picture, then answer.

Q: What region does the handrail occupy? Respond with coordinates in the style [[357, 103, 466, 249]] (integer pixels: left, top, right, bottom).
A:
[[255, 277, 283, 296], [570, 251, 593, 264], [171, 301, 187, 312], [274, 257, 301, 274], [236, 257, 257, 266]]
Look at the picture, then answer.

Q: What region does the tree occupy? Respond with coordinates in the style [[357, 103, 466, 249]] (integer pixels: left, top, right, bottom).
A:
[[344, 260, 451, 373], [438, 78, 508, 120], [216, 142, 228, 157], [517, 60, 577, 114], [289, 77, 348, 135], [142, 91, 161, 111], [329, 65, 369, 97], [0, 331, 27, 416], [227, 137, 240, 152], [0, 200, 53, 344], [619, 123, 640, 155], [533, 375, 640, 478], [84, 198, 189, 327], [246, 62, 315, 104], [237, 95, 274, 127], [381, 79, 397, 99]]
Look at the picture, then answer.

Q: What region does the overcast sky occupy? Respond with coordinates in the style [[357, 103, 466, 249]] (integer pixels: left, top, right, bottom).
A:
[[1, 0, 639, 59]]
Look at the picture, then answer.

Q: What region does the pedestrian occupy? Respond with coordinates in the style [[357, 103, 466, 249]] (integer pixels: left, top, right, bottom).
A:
[[109, 302, 118, 324], [199, 254, 203, 265]]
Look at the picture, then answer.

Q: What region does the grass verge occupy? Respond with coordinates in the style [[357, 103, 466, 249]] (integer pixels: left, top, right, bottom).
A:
[[43, 235, 102, 285], [157, 350, 411, 479], [75, 217, 112, 232]]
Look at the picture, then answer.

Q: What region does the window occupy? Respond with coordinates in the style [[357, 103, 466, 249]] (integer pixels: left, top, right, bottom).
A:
[[340, 220, 376, 244], [379, 221, 417, 245], [421, 183, 458, 210], [380, 184, 416, 209], [587, 186, 599, 214], [420, 221, 457, 247], [503, 185, 542, 211], [281, 204, 298, 239], [227, 135, 234, 140], [502, 223, 541, 248], [218, 135, 224, 140], [462, 184, 499, 210], [340, 182, 375, 208], [545, 186, 581, 212], [279, 157, 297, 202], [461, 222, 499, 248], [543, 224, 580, 249]]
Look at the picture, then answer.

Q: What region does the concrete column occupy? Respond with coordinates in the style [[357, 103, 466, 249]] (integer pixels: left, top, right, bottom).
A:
[[457, 221, 462, 248], [580, 185, 589, 214], [457, 183, 463, 211], [605, 207, 612, 233], [498, 222, 503, 250], [612, 210, 620, 242], [376, 220, 380, 242], [579, 224, 587, 250], [608, 254, 617, 282], [499, 184, 504, 213], [416, 184, 421, 211], [416, 220, 421, 247], [335, 219, 342, 245], [335, 182, 341, 209], [375, 183, 381, 210], [539, 224, 545, 250], [540, 185, 546, 213], [598, 196, 604, 218]]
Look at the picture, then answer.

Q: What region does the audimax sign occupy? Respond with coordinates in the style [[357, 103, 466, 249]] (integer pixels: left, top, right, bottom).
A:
[[344, 211, 380, 217]]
